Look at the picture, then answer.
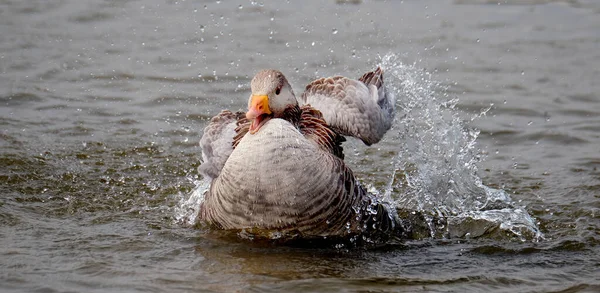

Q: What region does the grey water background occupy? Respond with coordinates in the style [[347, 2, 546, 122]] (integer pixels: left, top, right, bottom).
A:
[[1, 0, 599, 292]]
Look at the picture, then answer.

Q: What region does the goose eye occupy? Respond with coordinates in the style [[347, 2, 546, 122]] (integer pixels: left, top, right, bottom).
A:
[[275, 88, 281, 95]]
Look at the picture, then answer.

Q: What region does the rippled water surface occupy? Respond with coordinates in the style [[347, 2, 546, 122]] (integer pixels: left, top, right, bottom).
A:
[[1, 0, 599, 292]]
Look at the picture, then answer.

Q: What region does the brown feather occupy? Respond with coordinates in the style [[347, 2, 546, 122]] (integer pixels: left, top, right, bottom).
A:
[[298, 105, 346, 160], [232, 104, 345, 160], [358, 66, 384, 88], [302, 76, 348, 103], [233, 114, 250, 149]]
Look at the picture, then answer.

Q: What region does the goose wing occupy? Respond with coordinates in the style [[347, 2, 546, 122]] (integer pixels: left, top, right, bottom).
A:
[[300, 67, 395, 145], [198, 110, 245, 180]]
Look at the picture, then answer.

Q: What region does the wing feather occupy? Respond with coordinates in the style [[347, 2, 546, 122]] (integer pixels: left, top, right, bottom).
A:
[[198, 110, 245, 179], [300, 67, 395, 145]]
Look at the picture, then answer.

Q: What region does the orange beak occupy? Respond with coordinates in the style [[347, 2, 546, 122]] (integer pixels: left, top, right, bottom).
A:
[[246, 95, 272, 133], [246, 95, 271, 119]]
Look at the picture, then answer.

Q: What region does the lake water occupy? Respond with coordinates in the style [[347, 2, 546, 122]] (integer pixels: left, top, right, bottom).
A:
[[1, 0, 599, 292]]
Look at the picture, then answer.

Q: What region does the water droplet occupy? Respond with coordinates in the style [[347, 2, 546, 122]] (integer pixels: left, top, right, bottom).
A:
[[238, 4, 243, 9], [332, 28, 338, 35], [521, 71, 525, 75]]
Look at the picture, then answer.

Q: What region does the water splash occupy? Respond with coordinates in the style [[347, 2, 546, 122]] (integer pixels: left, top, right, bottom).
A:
[[174, 178, 209, 226], [378, 53, 542, 241]]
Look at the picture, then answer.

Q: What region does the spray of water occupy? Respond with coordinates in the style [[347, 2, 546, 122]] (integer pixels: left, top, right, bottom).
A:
[[174, 178, 208, 226], [379, 53, 542, 241]]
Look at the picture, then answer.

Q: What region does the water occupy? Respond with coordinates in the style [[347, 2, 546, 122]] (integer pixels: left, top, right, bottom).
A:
[[1, 0, 599, 292]]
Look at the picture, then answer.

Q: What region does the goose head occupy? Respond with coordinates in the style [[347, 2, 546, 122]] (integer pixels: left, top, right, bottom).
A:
[[246, 69, 297, 134]]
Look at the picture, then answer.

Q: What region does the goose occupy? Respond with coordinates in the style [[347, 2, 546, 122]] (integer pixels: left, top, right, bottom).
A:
[[197, 67, 397, 242]]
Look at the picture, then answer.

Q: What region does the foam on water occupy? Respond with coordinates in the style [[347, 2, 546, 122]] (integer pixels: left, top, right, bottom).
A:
[[175, 53, 542, 241]]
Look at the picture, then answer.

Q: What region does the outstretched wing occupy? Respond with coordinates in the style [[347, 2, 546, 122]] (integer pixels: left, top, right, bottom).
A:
[[198, 110, 245, 180], [300, 67, 395, 146]]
